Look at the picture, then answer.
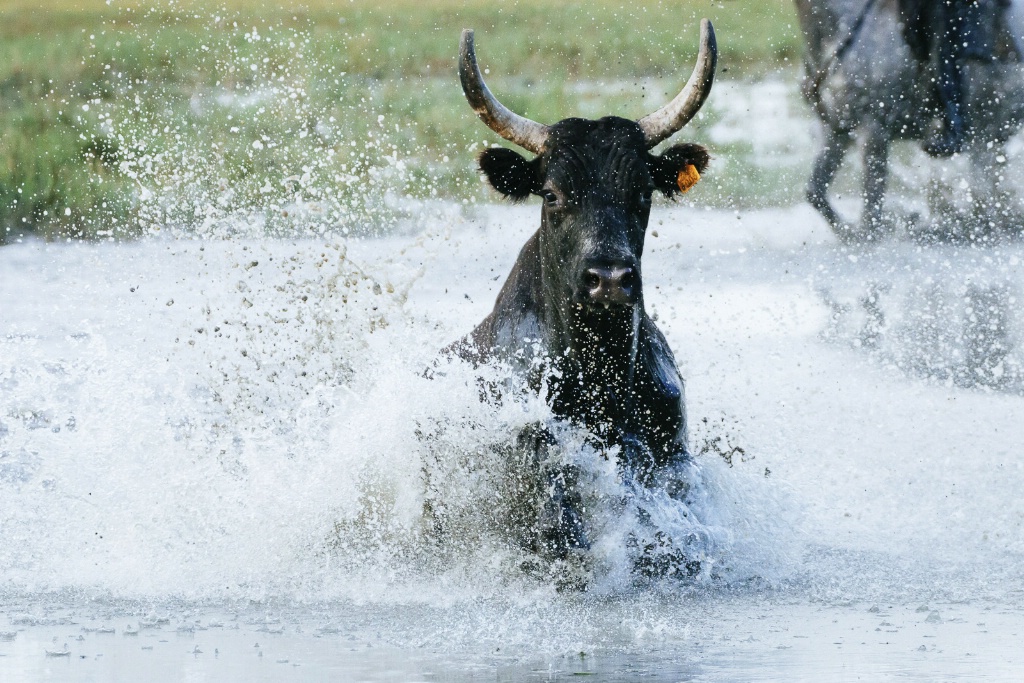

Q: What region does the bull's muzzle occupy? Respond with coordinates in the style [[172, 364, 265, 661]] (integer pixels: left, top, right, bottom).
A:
[[579, 260, 639, 308]]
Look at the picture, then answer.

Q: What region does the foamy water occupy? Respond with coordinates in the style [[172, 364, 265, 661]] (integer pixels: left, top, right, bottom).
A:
[[3, 203, 1024, 679]]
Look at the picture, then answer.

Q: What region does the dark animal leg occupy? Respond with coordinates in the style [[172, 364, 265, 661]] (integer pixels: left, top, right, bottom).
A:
[[617, 432, 657, 488], [860, 122, 891, 240], [629, 499, 701, 581], [537, 466, 590, 559], [924, 0, 987, 157], [967, 144, 1001, 239], [619, 448, 701, 581], [518, 426, 589, 560], [807, 129, 853, 238]]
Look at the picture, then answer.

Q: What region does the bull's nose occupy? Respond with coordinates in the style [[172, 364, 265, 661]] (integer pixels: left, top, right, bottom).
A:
[[580, 263, 639, 307]]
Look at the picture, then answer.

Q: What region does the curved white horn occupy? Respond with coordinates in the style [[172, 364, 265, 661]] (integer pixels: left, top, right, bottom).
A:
[[459, 29, 551, 155], [637, 18, 718, 148]]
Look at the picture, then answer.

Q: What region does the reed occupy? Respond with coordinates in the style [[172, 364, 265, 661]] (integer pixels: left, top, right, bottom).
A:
[[0, 0, 802, 241]]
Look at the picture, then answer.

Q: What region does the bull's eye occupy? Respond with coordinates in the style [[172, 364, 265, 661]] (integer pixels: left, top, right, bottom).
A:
[[540, 190, 559, 207], [638, 190, 653, 209]]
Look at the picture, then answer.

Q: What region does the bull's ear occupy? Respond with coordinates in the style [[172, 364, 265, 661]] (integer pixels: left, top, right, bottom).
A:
[[649, 143, 711, 198], [479, 147, 541, 202]]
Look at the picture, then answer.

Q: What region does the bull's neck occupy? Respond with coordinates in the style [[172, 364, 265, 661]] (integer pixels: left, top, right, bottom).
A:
[[499, 221, 643, 430], [541, 288, 645, 439], [563, 305, 641, 384]]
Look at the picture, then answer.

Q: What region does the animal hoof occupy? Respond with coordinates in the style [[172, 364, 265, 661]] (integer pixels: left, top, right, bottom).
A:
[[832, 219, 891, 245], [831, 222, 865, 244], [923, 129, 966, 158], [631, 531, 701, 581], [519, 552, 591, 591]]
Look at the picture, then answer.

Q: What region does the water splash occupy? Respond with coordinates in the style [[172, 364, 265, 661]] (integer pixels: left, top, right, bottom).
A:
[[0, 230, 794, 605]]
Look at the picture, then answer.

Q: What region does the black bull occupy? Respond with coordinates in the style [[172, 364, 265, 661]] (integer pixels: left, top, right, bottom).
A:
[[443, 21, 717, 570], [795, 0, 1024, 242]]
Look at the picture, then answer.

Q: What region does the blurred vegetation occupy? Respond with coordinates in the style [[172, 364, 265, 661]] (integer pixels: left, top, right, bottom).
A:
[[0, 0, 803, 242]]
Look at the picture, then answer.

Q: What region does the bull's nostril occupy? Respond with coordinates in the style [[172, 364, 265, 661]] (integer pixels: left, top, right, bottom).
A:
[[583, 271, 602, 291], [620, 269, 637, 289]]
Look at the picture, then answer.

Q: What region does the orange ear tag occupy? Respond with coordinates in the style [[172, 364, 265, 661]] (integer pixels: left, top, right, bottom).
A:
[[677, 164, 701, 193]]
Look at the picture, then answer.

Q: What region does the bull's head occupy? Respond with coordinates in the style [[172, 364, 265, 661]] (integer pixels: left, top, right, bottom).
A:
[[460, 21, 715, 320]]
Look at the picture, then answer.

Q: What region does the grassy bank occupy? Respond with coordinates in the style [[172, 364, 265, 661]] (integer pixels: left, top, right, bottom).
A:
[[0, 0, 803, 242]]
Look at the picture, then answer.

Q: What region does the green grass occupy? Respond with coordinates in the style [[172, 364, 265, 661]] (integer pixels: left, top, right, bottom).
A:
[[0, 0, 803, 242]]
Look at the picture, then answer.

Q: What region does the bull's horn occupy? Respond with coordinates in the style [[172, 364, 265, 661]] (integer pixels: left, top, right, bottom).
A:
[[459, 29, 551, 155], [637, 18, 717, 149]]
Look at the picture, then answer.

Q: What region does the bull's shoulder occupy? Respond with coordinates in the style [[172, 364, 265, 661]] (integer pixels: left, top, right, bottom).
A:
[[631, 315, 689, 459], [459, 230, 545, 365], [440, 324, 490, 365], [637, 316, 684, 403]]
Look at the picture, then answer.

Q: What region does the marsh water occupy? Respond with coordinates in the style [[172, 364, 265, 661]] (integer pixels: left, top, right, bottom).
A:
[[3, 198, 1024, 680]]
